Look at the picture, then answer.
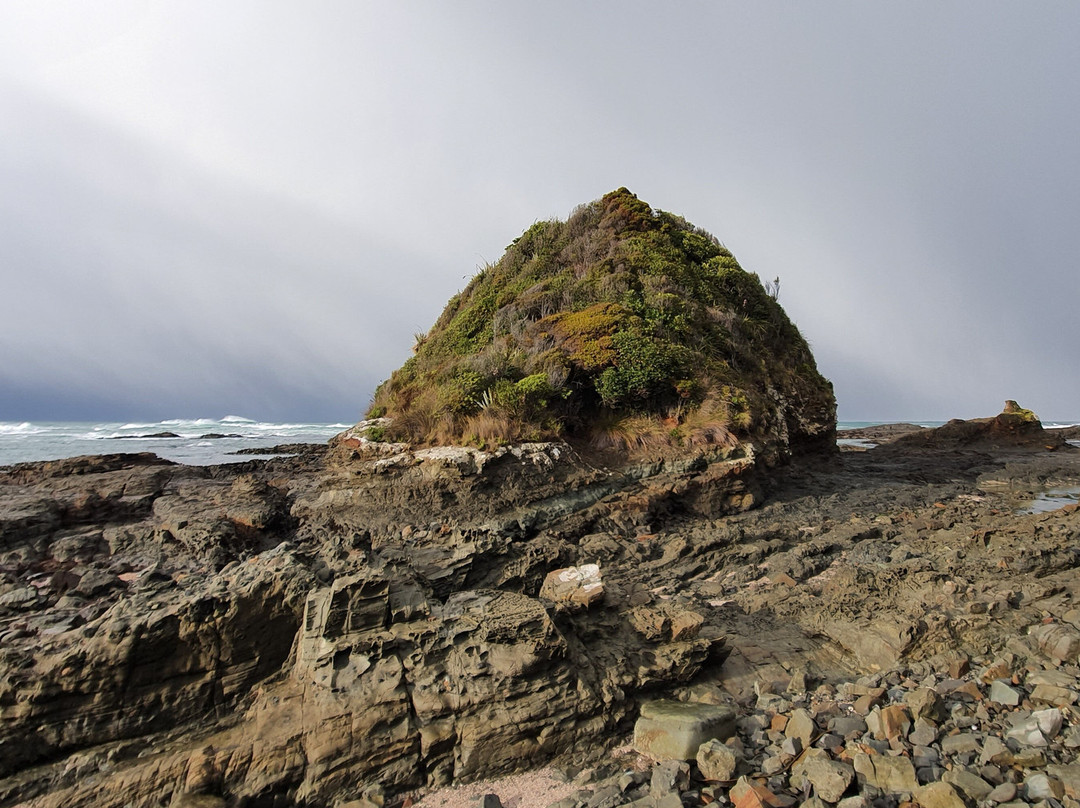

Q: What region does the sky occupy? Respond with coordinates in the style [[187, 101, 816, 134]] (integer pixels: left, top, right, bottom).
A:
[[1, 2, 1077, 424]]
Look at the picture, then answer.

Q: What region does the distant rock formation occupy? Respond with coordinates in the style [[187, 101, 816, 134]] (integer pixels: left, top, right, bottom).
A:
[[889, 401, 1068, 451]]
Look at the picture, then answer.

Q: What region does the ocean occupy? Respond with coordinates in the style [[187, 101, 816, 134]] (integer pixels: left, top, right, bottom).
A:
[[0, 417, 351, 467], [1, 418, 1077, 467]]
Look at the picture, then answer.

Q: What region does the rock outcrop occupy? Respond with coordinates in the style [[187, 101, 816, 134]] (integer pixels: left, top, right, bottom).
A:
[[2, 400, 1079, 806], [888, 400, 1068, 451]]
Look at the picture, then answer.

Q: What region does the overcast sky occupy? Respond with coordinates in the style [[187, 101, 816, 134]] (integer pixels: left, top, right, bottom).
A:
[[1, 2, 1077, 423]]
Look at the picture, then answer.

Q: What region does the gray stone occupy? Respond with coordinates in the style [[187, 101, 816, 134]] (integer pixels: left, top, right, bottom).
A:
[[942, 769, 993, 800], [1034, 708, 1063, 739], [989, 680, 1022, 706], [634, 700, 736, 760], [912, 746, 940, 769], [829, 716, 868, 738], [917, 766, 946, 786], [1024, 773, 1065, 801], [781, 736, 803, 757], [585, 784, 622, 808], [909, 719, 938, 747], [988, 782, 1018, 803], [650, 760, 690, 798], [762, 755, 786, 776], [941, 733, 981, 756], [981, 736, 1013, 766]]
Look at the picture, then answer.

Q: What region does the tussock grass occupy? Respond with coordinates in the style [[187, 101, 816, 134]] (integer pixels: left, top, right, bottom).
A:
[[368, 188, 834, 450]]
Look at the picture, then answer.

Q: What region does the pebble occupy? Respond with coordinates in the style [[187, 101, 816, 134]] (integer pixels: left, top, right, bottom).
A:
[[988, 782, 1018, 802]]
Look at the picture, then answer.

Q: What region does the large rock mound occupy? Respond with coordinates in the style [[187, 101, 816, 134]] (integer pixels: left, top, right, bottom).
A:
[[367, 188, 835, 459]]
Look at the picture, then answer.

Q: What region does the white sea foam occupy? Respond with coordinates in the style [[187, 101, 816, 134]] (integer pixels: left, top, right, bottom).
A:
[[0, 422, 40, 435], [0, 418, 349, 466]]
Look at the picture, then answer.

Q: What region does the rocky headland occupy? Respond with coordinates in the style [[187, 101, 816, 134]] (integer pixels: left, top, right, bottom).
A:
[[2, 191, 1078, 808]]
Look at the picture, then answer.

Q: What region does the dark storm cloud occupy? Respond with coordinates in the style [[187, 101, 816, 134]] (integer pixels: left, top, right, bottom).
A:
[[1, 3, 1077, 422]]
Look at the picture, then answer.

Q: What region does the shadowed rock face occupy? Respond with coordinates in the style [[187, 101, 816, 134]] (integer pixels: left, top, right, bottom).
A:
[[0, 444, 735, 806], [3, 403, 1078, 807]]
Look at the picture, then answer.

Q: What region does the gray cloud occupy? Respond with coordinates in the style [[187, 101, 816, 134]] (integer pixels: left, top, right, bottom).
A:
[[1, 3, 1077, 422]]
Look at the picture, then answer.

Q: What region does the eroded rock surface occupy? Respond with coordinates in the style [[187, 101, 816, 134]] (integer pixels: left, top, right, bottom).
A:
[[1, 418, 1079, 807]]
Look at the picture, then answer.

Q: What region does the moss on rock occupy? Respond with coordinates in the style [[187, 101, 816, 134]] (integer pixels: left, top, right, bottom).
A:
[[368, 188, 835, 454]]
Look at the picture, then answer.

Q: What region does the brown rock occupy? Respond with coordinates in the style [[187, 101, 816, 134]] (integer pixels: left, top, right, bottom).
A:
[[853, 753, 919, 793], [539, 564, 604, 608], [914, 782, 967, 808]]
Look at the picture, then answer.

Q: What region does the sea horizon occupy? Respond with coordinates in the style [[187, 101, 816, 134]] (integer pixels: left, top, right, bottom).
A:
[[2, 415, 1078, 468]]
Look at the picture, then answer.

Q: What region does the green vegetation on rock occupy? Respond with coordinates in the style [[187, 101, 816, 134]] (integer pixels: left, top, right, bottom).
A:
[[369, 188, 835, 452]]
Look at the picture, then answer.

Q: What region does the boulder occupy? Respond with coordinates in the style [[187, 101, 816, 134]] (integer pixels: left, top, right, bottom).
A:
[[633, 700, 736, 760]]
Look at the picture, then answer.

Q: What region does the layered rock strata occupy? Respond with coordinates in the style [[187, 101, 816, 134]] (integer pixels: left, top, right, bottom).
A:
[[1, 413, 1077, 807]]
